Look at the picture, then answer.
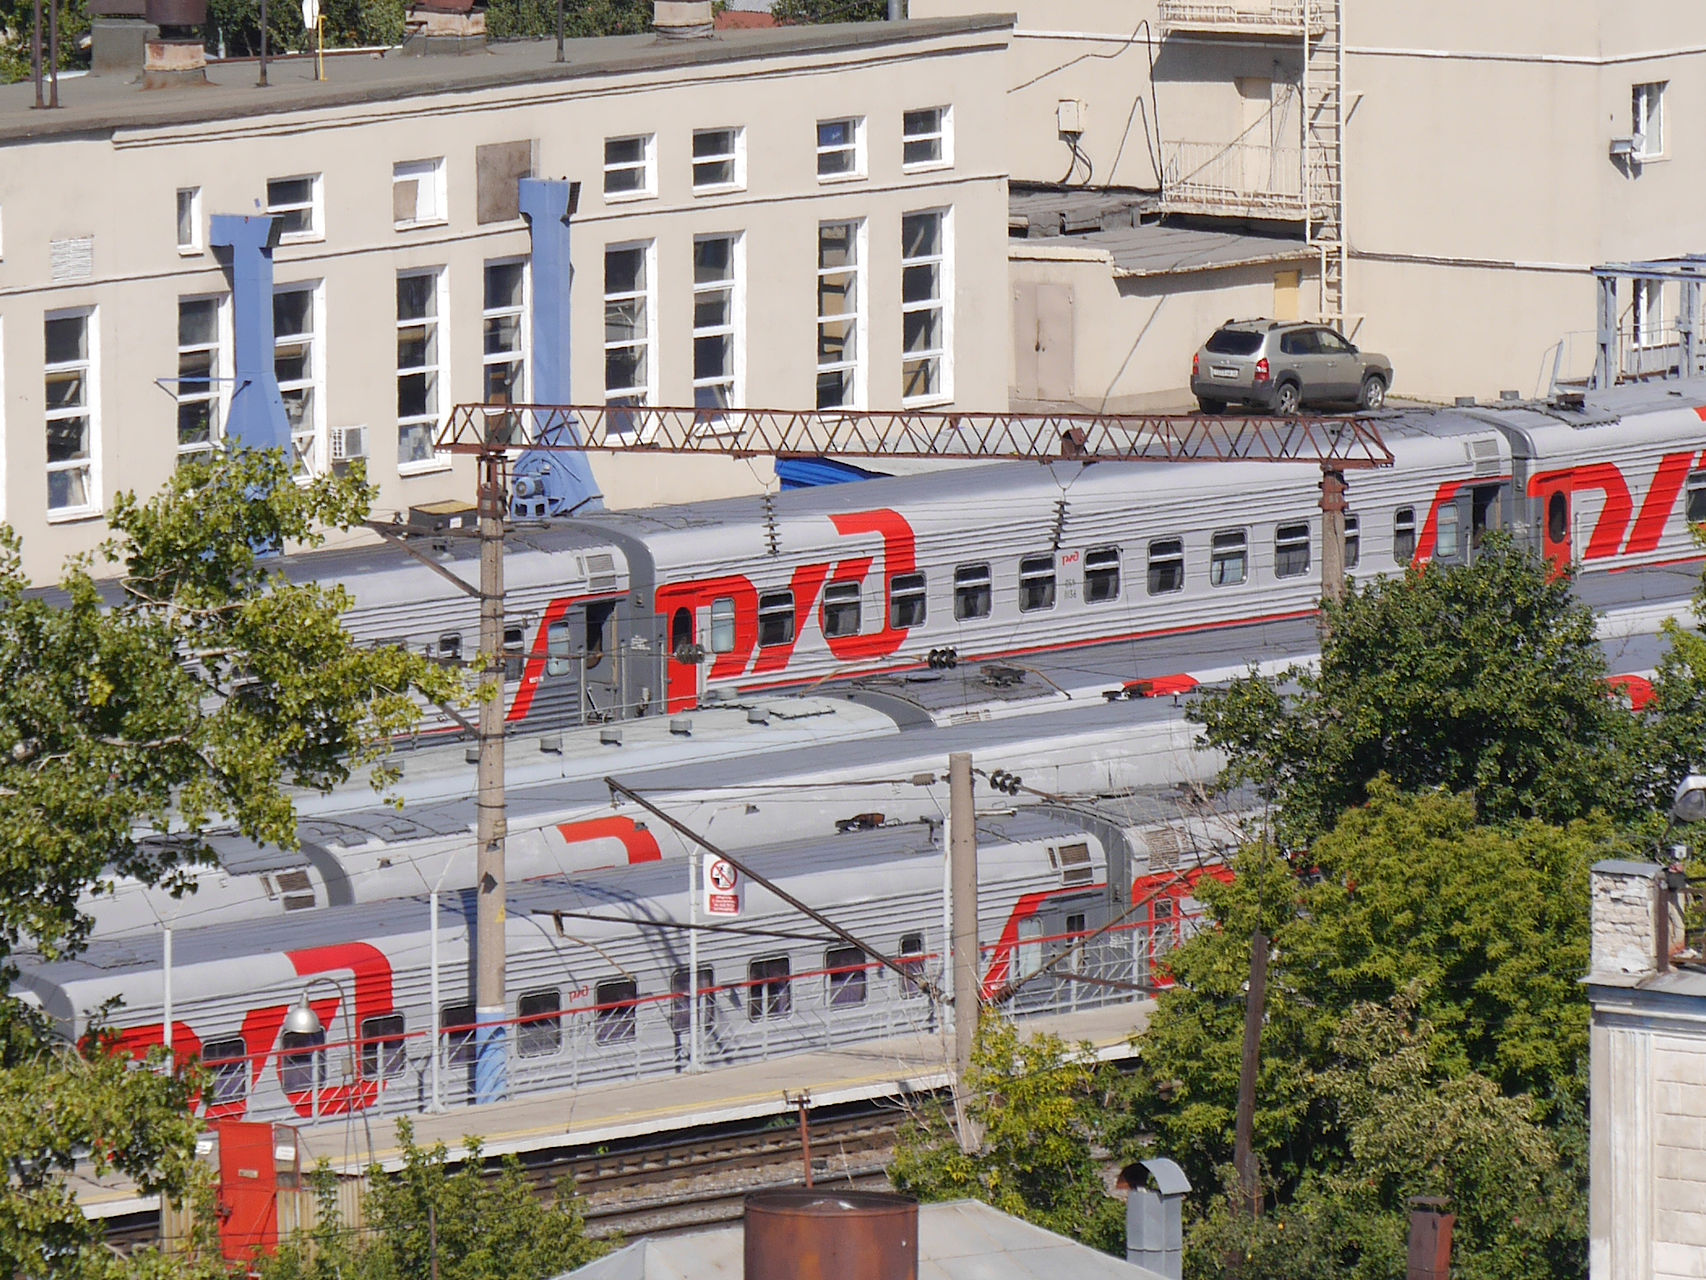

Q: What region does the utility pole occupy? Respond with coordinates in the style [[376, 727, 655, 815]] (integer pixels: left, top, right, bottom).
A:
[[1320, 466, 1348, 605], [473, 444, 508, 1104], [1232, 929, 1269, 1218], [948, 752, 981, 1153]]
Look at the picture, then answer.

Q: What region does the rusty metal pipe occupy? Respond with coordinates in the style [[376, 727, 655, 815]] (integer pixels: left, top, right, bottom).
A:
[[744, 1190, 917, 1280]]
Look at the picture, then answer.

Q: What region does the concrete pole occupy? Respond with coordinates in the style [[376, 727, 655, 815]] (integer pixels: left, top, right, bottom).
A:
[[429, 889, 442, 1111], [688, 847, 702, 1071], [1232, 929, 1269, 1217], [474, 448, 509, 1104], [1320, 466, 1347, 606], [162, 926, 173, 1065], [949, 752, 980, 1151]]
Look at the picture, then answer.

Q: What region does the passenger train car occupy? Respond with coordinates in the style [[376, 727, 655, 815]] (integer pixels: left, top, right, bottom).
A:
[[22, 809, 1241, 1124], [299, 381, 1706, 731]]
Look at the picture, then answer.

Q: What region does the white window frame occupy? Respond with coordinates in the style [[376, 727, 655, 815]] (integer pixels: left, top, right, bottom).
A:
[[816, 218, 866, 411], [396, 267, 449, 474], [44, 306, 99, 519], [392, 157, 448, 230], [175, 186, 202, 255], [902, 105, 953, 171], [265, 174, 324, 244], [175, 293, 231, 467], [900, 207, 952, 406], [482, 258, 528, 407], [692, 232, 744, 421], [604, 240, 657, 437], [816, 117, 866, 182], [1633, 81, 1666, 160], [692, 126, 746, 193], [603, 134, 656, 201], [274, 280, 325, 479]]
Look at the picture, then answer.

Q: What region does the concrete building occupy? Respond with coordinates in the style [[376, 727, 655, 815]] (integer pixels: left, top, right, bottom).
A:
[[0, 14, 1012, 581], [913, 0, 1706, 407], [1586, 859, 1706, 1280]]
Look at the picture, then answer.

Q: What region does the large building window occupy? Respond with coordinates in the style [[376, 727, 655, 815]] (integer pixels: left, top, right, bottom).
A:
[[265, 174, 322, 242], [1633, 81, 1666, 159], [605, 241, 654, 433], [603, 135, 655, 199], [397, 268, 446, 470], [901, 209, 949, 403], [816, 117, 865, 180], [483, 260, 526, 405], [175, 187, 202, 254], [692, 127, 744, 192], [903, 106, 952, 169], [44, 309, 96, 515], [176, 296, 225, 467], [816, 220, 863, 410], [274, 283, 322, 475], [393, 157, 447, 229], [693, 234, 741, 414]]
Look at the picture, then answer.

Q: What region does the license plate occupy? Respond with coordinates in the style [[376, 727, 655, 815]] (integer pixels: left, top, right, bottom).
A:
[[1211, 366, 1239, 380]]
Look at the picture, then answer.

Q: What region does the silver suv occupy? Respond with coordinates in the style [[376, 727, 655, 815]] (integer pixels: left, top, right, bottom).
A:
[[1190, 319, 1394, 414]]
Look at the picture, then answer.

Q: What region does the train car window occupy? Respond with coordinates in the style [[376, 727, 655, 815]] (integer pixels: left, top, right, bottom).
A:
[[1146, 538, 1184, 595], [748, 955, 793, 1020], [1343, 515, 1360, 570], [1549, 492, 1569, 542], [1084, 547, 1121, 603], [822, 581, 862, 637], [1018, 554, 1056, 612], [1210, 530, 1247, 587], [898, 932, 927, 999], [1275, 522, 1311, 578], [758, 591, 796, 647], [1065, 913, 1087, 972], [546, 620, 572, 675], [503, 625, 526, 680], [438, 633, 462, 662], [1393, 507, 1417, 562], [517, 989, 563, 1057], [1048, 842, 1094, 886], [826, 943, 868, 1007], [890, 572, 927, 629], [594, 979, 639, 1044], [203, 1037, 248, 1107], [670, 965, 716, 1033], [360, 1013, 407, 1079], [1436, 505, 1460, 559], [441, 1002, 476, 1067], [1688, 473, 1706, 525], [709, 598, 737, 654], [279, 1029, 325, 1095], [954, 564, 992, 620], [1017, 917, 1046, 979]]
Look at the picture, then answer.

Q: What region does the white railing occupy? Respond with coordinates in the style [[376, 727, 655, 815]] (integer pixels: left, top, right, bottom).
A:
[[1161, 140, 1308, 216], [1158, 0, 1322, 34]]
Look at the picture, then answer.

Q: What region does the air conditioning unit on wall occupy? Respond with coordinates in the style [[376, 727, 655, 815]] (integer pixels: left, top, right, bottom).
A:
[[329, 424, 369, 462]]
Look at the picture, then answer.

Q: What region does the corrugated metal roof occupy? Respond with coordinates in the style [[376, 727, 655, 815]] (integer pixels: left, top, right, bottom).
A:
[[557, 1200, 1171, 1279]]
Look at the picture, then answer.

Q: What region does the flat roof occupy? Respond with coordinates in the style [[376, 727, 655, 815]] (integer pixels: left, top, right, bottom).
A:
[[0, 15, 1012, 143]]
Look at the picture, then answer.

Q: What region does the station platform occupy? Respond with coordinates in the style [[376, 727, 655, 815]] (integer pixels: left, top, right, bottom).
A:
[[73, 1000, 1154, 1222]]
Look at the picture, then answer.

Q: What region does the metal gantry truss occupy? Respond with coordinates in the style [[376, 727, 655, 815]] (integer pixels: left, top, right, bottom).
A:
[[435, 403, 1394, 470]]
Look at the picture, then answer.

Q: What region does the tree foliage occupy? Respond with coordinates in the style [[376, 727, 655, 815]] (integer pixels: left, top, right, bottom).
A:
[[889, 1016, 1126, 1253], [0, 449, 456, 1277], [1188, 537, 1682, 843], [263, 1121, 608, 1280], [770, 0, 886, 23]]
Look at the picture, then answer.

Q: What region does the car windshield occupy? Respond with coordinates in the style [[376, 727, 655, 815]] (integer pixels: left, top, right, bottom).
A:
[[1204, 330, 1264, 356]]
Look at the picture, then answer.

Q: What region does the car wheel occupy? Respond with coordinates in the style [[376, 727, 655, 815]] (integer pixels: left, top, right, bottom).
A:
[[1273, 381, 1302, 415], [1358, 375, 1388, 411], [1196, 396, 1226, 414]]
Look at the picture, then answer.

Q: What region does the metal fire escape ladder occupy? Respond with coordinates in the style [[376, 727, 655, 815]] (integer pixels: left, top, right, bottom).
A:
[[1302, 0, 1346, 324]]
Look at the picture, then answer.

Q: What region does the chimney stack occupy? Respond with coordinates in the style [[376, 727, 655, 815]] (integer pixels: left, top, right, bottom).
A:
[[1591, 860, 1687, 978], [743, 1190, 917, 1280], [141, 0, 207, 87], [654, 1, 713, 40], [1119, 1159, 1190, 1280]]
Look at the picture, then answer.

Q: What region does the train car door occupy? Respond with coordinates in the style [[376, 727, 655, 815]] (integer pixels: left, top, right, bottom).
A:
[[1467, 481, 1509, 563], [1532, 478, 1573, 573], [581, 600, 620, 720], [666, 605, 705, 712]]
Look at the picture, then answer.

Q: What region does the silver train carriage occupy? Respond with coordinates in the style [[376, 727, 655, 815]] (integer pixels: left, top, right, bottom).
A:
[[22, 809, 1237, 1125]]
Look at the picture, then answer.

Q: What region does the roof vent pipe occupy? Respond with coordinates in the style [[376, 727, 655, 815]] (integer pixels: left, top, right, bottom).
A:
[[744, 1190, 918, 1280], [654, 1, 712, 39]]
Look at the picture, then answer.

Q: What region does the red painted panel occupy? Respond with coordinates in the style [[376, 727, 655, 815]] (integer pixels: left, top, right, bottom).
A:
[[1625, 451, 1700, 554], [556, 815, 662, 863], [216, 1120, 280, 1262]]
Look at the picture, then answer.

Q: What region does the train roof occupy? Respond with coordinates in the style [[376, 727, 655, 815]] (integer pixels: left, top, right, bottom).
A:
[[25, 809, 1095, 987]]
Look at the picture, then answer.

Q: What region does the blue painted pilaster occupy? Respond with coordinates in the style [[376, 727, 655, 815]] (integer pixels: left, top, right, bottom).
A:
[[473, 1007, 508, 1106], [511, 178, 602, 517], [210, 214, 292, 454]]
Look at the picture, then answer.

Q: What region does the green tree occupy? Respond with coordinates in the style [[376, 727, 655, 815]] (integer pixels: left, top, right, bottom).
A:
[[485, 0, 650, 41], [0, 448, 456, 1277], [770, 0, 886, 23], [263, 1121, 608, 1280], [890, 1016, 1127, 1253], [1189, 537, 1665, 844]]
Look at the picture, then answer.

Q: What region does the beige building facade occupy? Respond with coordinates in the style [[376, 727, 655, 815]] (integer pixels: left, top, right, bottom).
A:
[[915, 0, 1706, 405], [0, 16, 1013, 581]]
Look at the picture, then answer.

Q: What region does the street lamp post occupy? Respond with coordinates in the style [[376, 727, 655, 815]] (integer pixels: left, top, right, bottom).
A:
[[282, 976, 353, 1125]]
